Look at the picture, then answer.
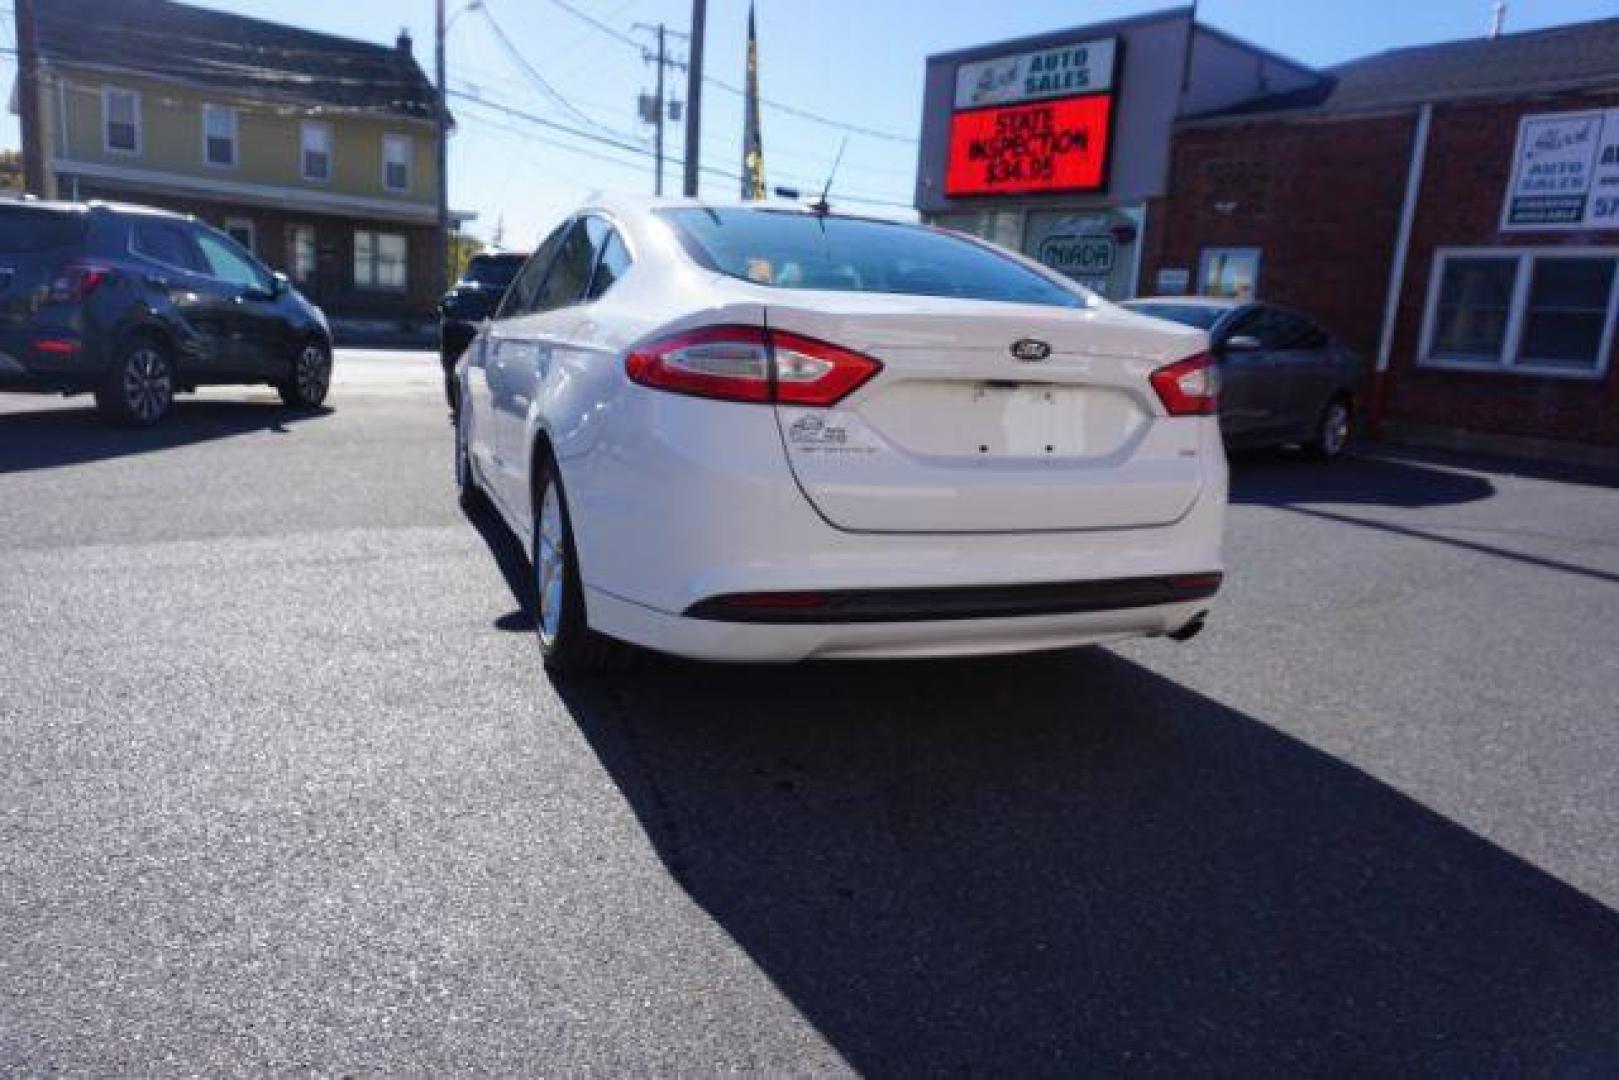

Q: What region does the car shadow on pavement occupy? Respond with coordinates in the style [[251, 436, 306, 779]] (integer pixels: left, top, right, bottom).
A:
[[1230, 450, 1619, 586], [551, 653, 1619, 1073], [1228, 448, 1497, 509], [0, 399, 331, 474], [463, 467, 1619, 1071]]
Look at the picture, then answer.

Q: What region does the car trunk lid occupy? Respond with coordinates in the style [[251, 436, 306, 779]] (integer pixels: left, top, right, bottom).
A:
[[766, 294, 1209, 533]]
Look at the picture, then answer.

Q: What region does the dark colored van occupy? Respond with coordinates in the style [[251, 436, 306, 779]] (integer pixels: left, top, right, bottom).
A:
[[0, 199, 333, 425]]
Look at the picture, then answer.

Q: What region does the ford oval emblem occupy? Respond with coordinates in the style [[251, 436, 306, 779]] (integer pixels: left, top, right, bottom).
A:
[[1010, 338, 1052, 362]]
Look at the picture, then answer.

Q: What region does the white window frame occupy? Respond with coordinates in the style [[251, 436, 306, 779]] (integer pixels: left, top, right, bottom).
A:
[[382, 133, 413, 193], [300, 121, 333, 183], [224, 217, 256, 255], [1418, 246, 1619, 381], [102, 86, 141, 156], [1197, 246, 1261, 300], [289, 223, 317, 285], [201, 104, 238, 169], [353, 229, 407, 292]]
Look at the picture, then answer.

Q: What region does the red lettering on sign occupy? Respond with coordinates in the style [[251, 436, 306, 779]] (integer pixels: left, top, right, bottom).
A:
[[945, 95, 1114, 197]]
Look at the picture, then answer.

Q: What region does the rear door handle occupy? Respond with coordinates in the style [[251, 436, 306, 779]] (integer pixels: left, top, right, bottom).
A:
[[144, 274, 170, 288]]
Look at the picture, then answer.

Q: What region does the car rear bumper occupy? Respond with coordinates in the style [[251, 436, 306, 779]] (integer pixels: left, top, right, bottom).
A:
[[590, 586, 1213, 662], [0, 332, 103, 392]]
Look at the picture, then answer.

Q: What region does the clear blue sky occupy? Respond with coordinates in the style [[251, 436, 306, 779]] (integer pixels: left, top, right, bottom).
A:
[[5, 0, 1618, 247]]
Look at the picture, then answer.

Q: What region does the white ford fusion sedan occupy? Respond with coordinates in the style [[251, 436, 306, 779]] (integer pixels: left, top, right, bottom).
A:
[[453, 197, 1226, 672]]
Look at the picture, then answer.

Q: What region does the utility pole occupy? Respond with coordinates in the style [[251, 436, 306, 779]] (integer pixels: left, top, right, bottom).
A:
[[434, 0, 451, 295], [653, 24, 667, 196], [16, 0, 46, 195], [635, 22, 685, 198], [682, 0, 706, 197]]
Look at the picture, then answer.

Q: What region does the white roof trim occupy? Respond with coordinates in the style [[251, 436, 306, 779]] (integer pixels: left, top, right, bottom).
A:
[[51, 157, 474, 224]]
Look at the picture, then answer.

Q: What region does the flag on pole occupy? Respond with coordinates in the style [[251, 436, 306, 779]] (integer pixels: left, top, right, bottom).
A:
[[741, 2, 766, 200]]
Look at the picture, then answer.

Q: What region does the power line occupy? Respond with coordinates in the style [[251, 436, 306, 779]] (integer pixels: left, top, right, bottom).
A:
[[452, 86, 913, 209], [535, 0, 917, 145], [477, 0, 645, 145]]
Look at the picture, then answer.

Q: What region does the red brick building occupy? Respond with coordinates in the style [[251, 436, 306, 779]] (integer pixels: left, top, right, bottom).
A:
[[918, 11, 1619, 462], [1146, 19, 1619, 461]]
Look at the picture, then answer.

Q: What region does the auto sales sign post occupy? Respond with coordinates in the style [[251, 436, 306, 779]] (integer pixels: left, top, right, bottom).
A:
[[1502, 108, 1619, 230], [945, 37, 1119, 198]]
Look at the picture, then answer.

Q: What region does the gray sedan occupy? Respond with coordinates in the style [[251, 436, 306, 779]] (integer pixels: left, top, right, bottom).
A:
[[1121, 298, 1363, 461]]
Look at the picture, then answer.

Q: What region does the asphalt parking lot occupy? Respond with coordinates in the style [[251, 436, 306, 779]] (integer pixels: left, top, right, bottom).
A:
[[2, 349, 1618, 1074]]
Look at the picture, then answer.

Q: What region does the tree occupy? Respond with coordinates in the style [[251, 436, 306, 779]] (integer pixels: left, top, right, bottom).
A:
[[0, 151, 24, 196], [448, 232, 485, 284]]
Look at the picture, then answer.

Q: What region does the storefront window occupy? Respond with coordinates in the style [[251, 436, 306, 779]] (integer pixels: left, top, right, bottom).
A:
[[1520, 258, 1616, 370], [354, 230, 407, 291], [1431, 257, 1516, 362], [290, 224, 317, 285], [1421, 249, 1618, 376], [1198, 247, 1259, 300]]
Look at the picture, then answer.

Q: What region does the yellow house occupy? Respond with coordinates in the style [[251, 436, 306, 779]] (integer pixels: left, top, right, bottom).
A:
[[17, 0, 463, 328]]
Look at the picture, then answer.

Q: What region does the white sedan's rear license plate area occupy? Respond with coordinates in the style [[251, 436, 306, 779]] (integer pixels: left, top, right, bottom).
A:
[[857, 380, 1148, 461]]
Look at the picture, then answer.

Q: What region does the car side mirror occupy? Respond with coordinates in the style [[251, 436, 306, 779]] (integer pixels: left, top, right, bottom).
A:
[[270, 271, 290, 297], [1220, 333, 1262, 353]]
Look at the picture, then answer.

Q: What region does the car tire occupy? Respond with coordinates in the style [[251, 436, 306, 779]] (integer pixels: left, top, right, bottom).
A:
[[95, 336, 176, 427], [278, 340, 332, 409], [531, 453, 618, 677], [454, 398, 487, 511], [1305, 394, 1353, 462]]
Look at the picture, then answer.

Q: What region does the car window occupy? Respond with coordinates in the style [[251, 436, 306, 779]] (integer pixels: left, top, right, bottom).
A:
[[0, 206, 88, 253], [496, 224, 568, 320], [660, 207, 1085, 308], [1122, 302, 1225, 330], [586, 229, 631, 300], [463, 253, 527, 289], [193, 227, 270, 291], [1229, 307, 1292, 349], [531, 219, 596, 314], [131, 220, 204, 273]]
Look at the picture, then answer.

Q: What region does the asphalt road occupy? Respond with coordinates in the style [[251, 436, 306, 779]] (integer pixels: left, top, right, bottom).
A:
[[3, 349, 1618, 1075]]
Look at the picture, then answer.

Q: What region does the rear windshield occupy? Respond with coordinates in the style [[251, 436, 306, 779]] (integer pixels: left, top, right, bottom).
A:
[[1122, 302, 1226, 330], [462, 254, 527, 288], [0, 206, 89, 254], [659, 208, 1086, 309]]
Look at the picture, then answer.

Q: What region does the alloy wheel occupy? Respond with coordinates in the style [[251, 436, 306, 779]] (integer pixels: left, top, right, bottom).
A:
[[1321, 401, 1351, 458], [123, 347, 172, 424], [535, 482, 566, 647], [296, 344, 330, 403]]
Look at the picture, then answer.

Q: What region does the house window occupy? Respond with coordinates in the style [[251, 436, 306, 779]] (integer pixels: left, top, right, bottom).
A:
[[382, 134, 412, 192], [290, 224, 317, 285], [1198, 247, 1259, 300], [103, 87, 141, 155], [301, 122, 333, 182], [354, 230, 407, 290], [1421, 249, 1619, 378], [202, 104, 237, 167], [224, 217, 256, 254]]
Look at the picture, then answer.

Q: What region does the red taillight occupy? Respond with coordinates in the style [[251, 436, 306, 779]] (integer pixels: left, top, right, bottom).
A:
[[48, 264, 112, 303], [1150, 351, 1220, 416], [625, 325, 882, 406], [34, 338, 80, 356]]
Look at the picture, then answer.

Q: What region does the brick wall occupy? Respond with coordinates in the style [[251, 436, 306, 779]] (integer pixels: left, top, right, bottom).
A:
[[1147, 93, 1619, 449], [1143, 113, 1415, 362], [1386, 96, 1619, 447]]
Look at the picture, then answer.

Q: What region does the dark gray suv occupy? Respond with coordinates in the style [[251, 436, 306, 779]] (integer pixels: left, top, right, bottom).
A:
[[1122, 297, 1364, 461], [0, 199, 333, 426]]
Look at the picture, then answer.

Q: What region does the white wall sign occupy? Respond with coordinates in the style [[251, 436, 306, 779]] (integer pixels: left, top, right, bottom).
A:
[[1502, 108, 1619, 231], [954, 37, 1118, 110], [1156, 267, 1190, 294]]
